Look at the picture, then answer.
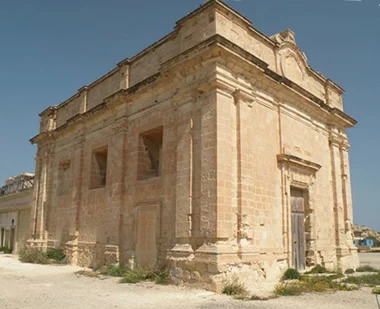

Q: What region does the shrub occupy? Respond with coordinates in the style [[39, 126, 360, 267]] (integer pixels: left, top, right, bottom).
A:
[[100, 265, 129, 277], [282, 268, 301, 280], [345, 268, 355, 274], [305, 264, 328, 274], [155, 271, 169, 285], [119, 269, 156, 284], [356, 265, 378, 272], [101, 266, 169, 285], [46, 249, 65, 262], [0, 247, 12, 254], [19, 249, 49, 264], [222, 277, 248, 298]]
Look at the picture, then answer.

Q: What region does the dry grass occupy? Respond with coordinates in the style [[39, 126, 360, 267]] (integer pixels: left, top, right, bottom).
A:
[[19, 250, 49, 264], [222, 276, 248, 299], [343, 272, 380, 286], [274, 274, 352, 296], [356, 265, 378, 272]]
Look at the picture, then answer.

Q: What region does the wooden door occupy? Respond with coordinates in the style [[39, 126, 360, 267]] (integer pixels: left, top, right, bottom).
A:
[[291, 188, 306, 271]]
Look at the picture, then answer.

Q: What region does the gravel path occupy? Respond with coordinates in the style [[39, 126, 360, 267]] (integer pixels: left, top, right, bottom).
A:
[[0, 254, 378, 309]]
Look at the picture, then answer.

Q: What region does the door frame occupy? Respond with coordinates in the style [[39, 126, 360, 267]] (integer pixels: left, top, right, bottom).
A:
[[277, 154, 320, 271]]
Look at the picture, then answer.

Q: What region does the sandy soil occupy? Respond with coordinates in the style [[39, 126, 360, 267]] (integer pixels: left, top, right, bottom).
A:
[[359, 252, 380, 269], [0, 254, 378, 309]]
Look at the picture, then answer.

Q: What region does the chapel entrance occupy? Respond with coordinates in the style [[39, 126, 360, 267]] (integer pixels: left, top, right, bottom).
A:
[[291, 188, 306, 271]]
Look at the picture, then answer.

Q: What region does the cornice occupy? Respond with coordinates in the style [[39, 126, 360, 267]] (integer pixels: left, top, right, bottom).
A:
[[277, 154, 321, 172], [329, 133, 350, 150], [176, 0, 252, 29], [31, 34, 356, 143], [233, 89, 255, 107]]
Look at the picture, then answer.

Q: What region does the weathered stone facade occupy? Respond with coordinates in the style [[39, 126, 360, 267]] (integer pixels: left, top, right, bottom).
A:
[[29, 0, 358, 293], [0, 174, 34, 253]]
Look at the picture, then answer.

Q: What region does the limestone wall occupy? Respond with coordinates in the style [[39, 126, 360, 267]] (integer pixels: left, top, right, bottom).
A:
[[87, 71, 120, 110], [56, 95, 82, 128], [215, 9, 276, 71]]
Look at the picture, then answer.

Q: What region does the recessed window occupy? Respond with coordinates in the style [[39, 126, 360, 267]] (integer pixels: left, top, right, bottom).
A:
[[137, 127, 163, 180], [90, 147, 108, 189], [58, 161, 70, 196]]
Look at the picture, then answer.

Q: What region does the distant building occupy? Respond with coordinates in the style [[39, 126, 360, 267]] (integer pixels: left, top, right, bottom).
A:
[[0, 174, 34, 253], [354, 237, 374, 248]]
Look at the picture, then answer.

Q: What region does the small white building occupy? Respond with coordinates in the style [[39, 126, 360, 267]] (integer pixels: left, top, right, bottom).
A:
[[0, 174, 34, 253]]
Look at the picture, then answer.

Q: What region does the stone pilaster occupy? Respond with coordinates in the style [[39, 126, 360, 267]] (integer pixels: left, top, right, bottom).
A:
[[117, 59, 130, 90], [199, 92, 218, 239], [233, 89, 258, 258], [329, 134, 346, 251], [78, 87, 88, 114], [172, 93, 195, 255], [338, 141, 359, 266], [329, 131, 358, 269], [32, 143, 54, 241]]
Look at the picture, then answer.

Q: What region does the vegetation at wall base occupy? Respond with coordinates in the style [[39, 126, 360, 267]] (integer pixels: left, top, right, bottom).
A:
[[154, 271, 169, 285], [46, 249, 66, 262], [100, 265, 169, 285], [282, 268, 301, 280], [304, 264, 328, 274], [119, 269, 157, 284], [0, 247, 12, 254], [100, 265, 129, 277], [222, 277, 248, 299], [19, 249, 49, 264], [19, 249, 66, 265]]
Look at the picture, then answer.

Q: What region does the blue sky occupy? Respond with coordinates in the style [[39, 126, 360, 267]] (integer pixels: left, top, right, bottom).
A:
[[0, 0, 379, 229]]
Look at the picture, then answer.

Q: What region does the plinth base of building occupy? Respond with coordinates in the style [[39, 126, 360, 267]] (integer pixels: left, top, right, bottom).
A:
[[337, 246, 360, 271], [167, 241, 288, 295], [26, 239, 48, 252]]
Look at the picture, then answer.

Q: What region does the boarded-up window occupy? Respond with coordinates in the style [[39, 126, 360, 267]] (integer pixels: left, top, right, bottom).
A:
[[58, 161, 70, 196], [137, 127, 163, 180], [90, 147, 108, 189]]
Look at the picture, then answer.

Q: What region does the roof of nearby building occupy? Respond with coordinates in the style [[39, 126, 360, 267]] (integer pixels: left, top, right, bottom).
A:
[[1, 173, 35, 197]]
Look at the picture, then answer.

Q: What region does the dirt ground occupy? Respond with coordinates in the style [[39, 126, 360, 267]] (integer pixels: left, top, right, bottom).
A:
[[0, 254, 379, 309], [359, 252, 380, 269]]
